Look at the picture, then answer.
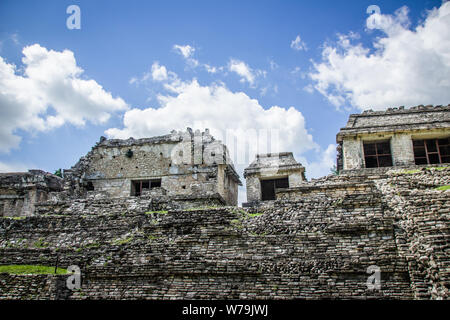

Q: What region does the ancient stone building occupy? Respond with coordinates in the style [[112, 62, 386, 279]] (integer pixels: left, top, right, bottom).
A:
[[64, 128, 242, 206], [336, 105, 450, 171], [0, 170, 63, 217], [243, 152, 305, 203]]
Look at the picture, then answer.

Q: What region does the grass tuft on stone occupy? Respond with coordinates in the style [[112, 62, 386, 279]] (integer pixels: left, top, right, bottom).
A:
[[145, 210, 168, 214], [435, 185, 450, 191], [247, 212, 263, 218], [0, 265, 67, 275]]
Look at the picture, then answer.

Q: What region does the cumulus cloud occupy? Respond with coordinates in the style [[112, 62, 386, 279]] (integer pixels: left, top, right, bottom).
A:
[[309, 2, 450, 110], [173, 44, 195, 58], [106, 79, 316, 157], [105, 71, 330, 202], [298, 144, 336, 180], [291, 35, 307, 51], [228, 59, 266, 87], [228, 59, 255, 85], [150, 62, 168, 81], [0, 44, 128, 153], [173, 44, 199, 68]]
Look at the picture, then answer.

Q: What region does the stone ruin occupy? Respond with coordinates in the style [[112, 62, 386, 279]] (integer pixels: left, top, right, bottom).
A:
[[0, 105, 449, 300], [337, 104, 450, 171], [0, 170, 63, 218], [0, 128, 242, 217], [243, 152, 305, 205]]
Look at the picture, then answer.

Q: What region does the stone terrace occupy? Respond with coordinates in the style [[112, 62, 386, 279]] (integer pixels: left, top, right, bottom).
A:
[[0, 166, 448, 299]]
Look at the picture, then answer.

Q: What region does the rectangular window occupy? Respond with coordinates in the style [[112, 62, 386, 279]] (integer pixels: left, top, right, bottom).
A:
[[363, 141, 393, 168], [131, 179, 162, 196], [413, 138, 450, 165], [260, 177, 289, 201]]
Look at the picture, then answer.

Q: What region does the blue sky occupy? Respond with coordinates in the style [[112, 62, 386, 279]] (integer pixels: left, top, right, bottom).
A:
[[1, 0, 449, 197]]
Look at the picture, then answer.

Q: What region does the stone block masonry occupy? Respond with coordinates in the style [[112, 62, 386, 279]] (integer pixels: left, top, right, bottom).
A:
[[0, 166, 448, 299]]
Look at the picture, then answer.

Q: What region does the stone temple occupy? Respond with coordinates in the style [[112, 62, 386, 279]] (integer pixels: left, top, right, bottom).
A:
[[64, 128, 241, 205], [336, 105, 450, 171], [243, 152, 305, 204], [0, 104, 449, 300]]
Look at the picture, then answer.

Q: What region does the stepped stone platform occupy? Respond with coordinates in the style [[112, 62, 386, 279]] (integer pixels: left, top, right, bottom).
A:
[[0, 166, 449, 299]]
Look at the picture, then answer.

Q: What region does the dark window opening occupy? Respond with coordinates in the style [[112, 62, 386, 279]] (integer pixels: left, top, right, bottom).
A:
[[85, 181, 94, 191], [260, 177, 289, 201], [413, 138, 450, 165], [131, 179, 162, 196], [363, 141, 393, 168]]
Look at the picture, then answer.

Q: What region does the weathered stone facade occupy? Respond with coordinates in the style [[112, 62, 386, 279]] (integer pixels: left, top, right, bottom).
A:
[[0, 166, 448, 299], [337, 105, 450, 171], [0, 170, 63, 217], [243, 152, 305, 203], [65, 128, 241, 206], [0, 107, 449, 300]]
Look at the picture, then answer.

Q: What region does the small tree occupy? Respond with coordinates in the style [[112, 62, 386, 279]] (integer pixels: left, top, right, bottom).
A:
[[54, 168, 62, 178]]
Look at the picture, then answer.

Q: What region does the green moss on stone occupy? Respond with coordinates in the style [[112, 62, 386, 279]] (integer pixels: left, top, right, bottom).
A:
[[0, 265, 67, 275]]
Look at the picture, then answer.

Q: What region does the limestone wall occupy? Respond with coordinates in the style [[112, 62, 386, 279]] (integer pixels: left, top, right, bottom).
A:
[[65, 130, 241, 205], [0, 171, 63, 217], [0, 167, 448, 300]]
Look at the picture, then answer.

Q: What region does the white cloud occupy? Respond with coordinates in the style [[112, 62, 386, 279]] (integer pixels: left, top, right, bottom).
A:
[[173, 44, 199, 68], [303, 84, 314, 94], [0, 161, 29, 173], [291, 35, 307, 51], [150, 62, 168, 81], [204, 64, 220, 73], [309, 3, 450, 110], [106, 79, 316, 155], [173, 44, 195, 59], [299, 144, 336, 180], [0, 44, 128, 153], [228, 59, 266, 87], [106, 76, 320, 203]]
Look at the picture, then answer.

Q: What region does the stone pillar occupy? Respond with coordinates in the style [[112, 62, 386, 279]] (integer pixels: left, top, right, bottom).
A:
[[342, 138, 363, 170], [391, 133, 415, 166], [245, 176, 261, 202]]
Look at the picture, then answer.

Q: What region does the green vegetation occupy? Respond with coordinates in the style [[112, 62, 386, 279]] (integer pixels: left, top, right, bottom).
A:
[[247, 212, 263, 218], [0, 265, 67, 275], [232, 208, 246, 215], [54, 168, 62, 178], [185, 206, 222, 211], [2, 216, 26, 220], [113, 236, 134, 245], [33, 238, 49, 248], [250, 231, 267, 236], [230, 219, 244, 229], [435, 185, 450, 191], [395, 166, 449, 175], [147, 235, 160, 241], [398, 169, 421, 175], [145, 210, 168, 214], [84, 242, 100, 249]]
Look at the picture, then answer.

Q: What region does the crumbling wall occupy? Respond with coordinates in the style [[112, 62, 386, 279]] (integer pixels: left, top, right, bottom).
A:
[[64, 129, 241, 205], [374, 167, 450, 299], [337, 105, 450, 170], [0, 167, 447, 300], [0, 171, 63, 217]]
